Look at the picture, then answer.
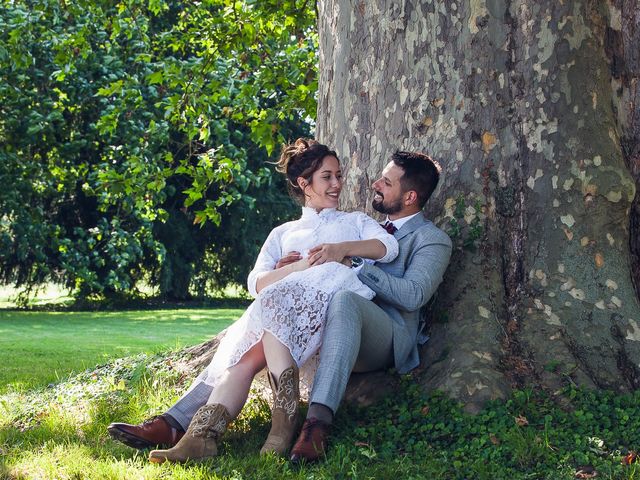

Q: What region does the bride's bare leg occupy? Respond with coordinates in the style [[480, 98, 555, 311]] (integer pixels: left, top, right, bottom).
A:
[[262, 331, 296, 377], [206, 342, 267, 418]]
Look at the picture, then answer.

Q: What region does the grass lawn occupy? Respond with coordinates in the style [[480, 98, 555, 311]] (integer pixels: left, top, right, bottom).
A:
[[2, 361, 640, 480], [3, 309, 640, 479], [0, 284, 75, 309], [0, 309, 242, 393]]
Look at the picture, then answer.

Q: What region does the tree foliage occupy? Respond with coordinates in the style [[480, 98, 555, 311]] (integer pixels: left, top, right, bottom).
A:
[[0, 0, 316, 299]]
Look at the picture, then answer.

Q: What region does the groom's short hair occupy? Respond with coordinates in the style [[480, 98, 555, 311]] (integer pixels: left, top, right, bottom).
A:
[[392, 151, 441, 208]]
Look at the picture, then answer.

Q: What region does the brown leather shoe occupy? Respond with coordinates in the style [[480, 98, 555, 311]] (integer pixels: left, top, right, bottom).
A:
[[107, 415, 184, 450], [289, 418, 330, 464]]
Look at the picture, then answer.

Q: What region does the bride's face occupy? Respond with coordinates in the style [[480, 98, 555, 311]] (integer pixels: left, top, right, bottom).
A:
[[299, 155, 343, 210]]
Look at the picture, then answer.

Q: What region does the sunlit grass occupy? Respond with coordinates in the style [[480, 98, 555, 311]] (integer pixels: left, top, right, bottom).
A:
[[0, 284, 74, 309], [0, 309, 241, 393], [3, 309, 640, 479], [4, 348, 640, 479]]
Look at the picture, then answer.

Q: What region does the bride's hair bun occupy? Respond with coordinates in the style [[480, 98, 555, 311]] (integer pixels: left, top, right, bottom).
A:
[[275, 138, 339, 203]]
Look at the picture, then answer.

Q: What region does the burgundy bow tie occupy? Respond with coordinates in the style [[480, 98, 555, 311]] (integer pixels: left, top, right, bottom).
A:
[[382, 221, 397, 234]]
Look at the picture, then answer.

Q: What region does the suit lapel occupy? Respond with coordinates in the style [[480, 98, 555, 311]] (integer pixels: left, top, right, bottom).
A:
[[394, 213, 428, 241]]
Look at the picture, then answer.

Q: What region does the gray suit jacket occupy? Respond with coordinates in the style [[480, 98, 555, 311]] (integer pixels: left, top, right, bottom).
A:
[[358, 213, 452, 373]]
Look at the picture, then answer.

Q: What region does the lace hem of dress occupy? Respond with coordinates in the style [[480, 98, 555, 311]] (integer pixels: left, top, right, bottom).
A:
[[198, 263, 374, 393], [199, 279, 331, 388]]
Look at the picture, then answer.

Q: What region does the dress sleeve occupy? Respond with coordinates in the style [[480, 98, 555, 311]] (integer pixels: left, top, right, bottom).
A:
[[354, 211, 399, 263], [246, 225, 284, 298]]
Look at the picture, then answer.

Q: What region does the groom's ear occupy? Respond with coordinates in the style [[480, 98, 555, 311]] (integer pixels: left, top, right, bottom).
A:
[[404, 190, 418, 206]]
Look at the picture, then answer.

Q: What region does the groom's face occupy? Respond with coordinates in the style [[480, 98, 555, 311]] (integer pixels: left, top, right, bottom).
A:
[[371, 162, 404, 215]]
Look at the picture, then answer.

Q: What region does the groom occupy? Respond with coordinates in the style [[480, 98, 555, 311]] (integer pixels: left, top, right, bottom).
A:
[[108, 150, 451, 461], [287, 150, 451, 462]]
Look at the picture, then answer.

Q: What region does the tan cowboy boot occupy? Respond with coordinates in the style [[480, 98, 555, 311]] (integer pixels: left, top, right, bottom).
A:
[[260, 366, 300, 455], [149, 404, 231, 464]]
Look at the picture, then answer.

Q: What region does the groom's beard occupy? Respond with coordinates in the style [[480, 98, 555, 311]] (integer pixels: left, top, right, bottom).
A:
[[372, 194, 402, 215]]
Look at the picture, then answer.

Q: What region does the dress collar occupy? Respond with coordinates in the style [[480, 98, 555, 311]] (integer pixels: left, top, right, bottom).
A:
[[301, 207, 338, 220]]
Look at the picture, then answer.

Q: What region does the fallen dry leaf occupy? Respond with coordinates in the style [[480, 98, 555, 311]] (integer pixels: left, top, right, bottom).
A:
[[514, 415, 529, 427], [489, 433, 500, 445], [421, 405, 430, 415], [622, 451, 638, 465], [575, 465, 597, 478]]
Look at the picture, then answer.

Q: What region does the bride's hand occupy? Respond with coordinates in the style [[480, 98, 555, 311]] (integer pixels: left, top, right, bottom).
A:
[[275, 251, 302, 269], [308, 243, 348, 266], [291, 257, 311, 271]]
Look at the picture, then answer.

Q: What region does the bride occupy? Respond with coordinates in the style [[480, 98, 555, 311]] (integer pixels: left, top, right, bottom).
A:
[[147, 138, 398, 463]]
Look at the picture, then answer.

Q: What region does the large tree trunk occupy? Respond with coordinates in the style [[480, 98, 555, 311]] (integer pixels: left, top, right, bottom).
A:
[[317, 0, 640, 411]]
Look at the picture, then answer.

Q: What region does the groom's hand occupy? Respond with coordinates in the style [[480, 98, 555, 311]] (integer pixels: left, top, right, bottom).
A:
[[276, 251, 302, 269], [308, 243, 348, 266]]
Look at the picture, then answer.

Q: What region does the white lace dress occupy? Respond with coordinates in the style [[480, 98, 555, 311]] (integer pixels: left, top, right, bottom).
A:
[[200, 207, 398, 387]]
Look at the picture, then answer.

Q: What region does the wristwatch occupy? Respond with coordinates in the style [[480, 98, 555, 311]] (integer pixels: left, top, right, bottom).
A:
[[350, 256, 364, 268]]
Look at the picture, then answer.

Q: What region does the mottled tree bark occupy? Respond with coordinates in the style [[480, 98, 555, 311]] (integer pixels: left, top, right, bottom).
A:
[[317, 0, 640, 411], [612, 1, 640, 296]]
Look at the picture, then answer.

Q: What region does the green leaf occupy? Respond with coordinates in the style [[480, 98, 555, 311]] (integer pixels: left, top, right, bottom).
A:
[[147, 70, 164, 85]]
